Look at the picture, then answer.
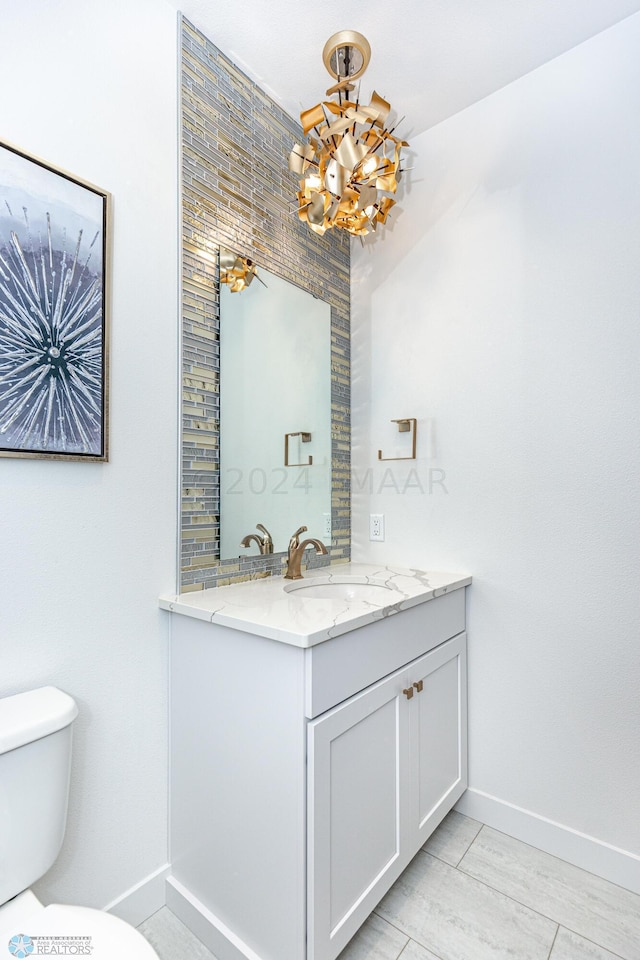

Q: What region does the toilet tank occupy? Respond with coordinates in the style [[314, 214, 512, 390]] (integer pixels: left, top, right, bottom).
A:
[[0, 687, 79, 905]]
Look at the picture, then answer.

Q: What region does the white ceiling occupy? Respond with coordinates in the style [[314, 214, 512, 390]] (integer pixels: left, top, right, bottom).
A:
[[170, 0, 640, 138]]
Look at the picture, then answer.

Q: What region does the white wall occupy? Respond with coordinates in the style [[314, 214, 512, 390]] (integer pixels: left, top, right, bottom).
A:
[[0, 0, 178, 915], [352, 14, 640, 887]]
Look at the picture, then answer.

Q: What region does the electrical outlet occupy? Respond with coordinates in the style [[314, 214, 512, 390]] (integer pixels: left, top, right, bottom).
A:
[[323, 513, 332, 539], [369, 514, 385, 541]]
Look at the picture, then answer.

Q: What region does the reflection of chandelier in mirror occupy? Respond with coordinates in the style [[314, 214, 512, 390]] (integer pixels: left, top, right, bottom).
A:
[[219, 249, 266, 293], [289, 30, 408, 238]]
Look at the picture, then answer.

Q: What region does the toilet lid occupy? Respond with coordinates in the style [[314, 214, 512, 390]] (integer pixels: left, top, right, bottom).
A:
[[3, 902, 159, 959]]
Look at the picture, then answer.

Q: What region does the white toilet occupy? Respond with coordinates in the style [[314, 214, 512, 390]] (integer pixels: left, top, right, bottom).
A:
[[0, 686, 159, 959]]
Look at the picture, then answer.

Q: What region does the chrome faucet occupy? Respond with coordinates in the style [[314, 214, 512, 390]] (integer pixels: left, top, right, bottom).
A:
[[284, 525, 328, 580], [240, 523, 273, 555]]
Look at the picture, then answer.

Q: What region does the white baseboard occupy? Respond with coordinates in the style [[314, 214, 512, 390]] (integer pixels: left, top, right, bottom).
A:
[[456, 788, 640, 895], [104, 863, 171, 926], [166, 875, 263, 960]]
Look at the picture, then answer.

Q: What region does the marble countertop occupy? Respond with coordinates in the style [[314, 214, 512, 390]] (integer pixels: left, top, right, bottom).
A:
[[159, 562, 471, 648]]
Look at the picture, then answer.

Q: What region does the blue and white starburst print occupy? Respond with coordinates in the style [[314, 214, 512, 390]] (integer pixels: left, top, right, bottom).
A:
[[0, 209, 102, 454], [0, 147, 105, 457]]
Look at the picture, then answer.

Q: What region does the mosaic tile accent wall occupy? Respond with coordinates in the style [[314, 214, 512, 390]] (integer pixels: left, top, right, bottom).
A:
[[180, 18, 350, 591]]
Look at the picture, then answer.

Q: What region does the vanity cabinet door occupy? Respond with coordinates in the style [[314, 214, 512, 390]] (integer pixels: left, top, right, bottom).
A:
[[307, 669, 412, 960], [407, 633, 468, 849], [307, 633, 467, 960]]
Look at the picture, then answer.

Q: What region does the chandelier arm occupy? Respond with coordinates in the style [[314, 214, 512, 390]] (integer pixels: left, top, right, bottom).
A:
[[291, 147, 320, 168]]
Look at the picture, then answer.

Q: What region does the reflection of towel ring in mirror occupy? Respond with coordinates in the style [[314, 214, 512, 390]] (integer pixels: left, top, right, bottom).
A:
[[378, 419, 417, 461], [285, 432, 313, 466]]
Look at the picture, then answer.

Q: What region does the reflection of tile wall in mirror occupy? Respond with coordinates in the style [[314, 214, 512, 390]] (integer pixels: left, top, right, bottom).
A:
[[219, 257, 332, 558], [180, 19, 350, 591]]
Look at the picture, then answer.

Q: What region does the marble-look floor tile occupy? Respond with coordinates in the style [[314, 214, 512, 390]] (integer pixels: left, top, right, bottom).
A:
[[399, 938, 443, 960], [376, 851, 557, 960], [422, 812, 482, 866], [459, 827, 640, 960], [338, 912, 409, 960], [550, 927, 624, 960], [138, 907, 219, 960]]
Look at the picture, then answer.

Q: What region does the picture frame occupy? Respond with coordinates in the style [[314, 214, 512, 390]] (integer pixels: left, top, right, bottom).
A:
[[0, 139, 110, 461]]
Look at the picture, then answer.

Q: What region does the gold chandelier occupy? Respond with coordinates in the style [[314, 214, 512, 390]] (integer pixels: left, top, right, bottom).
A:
[[289, 30, 408, 238]]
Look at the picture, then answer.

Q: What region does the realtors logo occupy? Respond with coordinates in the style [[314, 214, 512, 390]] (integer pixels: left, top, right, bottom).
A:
[[8, 937, 33, 958], [7, 936, 92, 956]]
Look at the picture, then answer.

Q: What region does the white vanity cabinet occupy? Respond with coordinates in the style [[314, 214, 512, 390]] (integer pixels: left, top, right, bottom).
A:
[[308, 634, 467, 960], [164, 570, 469, 960]]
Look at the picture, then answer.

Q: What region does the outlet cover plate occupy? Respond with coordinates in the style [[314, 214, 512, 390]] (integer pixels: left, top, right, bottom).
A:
[[369, 514, 385, 541]]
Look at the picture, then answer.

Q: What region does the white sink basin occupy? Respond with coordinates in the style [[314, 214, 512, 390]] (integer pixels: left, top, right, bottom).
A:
[[284, 578, 400, 603]]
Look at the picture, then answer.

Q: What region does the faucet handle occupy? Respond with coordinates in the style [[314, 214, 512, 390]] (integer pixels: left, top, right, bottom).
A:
[[288, 525, 308, 552], [256, 524, 273, 554]]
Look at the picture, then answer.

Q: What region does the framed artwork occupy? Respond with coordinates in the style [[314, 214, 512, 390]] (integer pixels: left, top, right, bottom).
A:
[[0, 140, 109, 461]]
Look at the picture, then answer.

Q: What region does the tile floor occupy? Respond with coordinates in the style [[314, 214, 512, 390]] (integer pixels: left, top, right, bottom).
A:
[[138, 812, 640, 960]]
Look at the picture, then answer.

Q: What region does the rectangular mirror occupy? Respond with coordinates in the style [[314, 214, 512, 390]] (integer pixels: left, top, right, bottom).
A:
[[219, 250, 332, 558]]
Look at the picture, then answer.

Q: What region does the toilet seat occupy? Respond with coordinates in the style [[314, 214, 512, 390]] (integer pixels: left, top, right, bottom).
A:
[[0, 892, 158, 959]]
